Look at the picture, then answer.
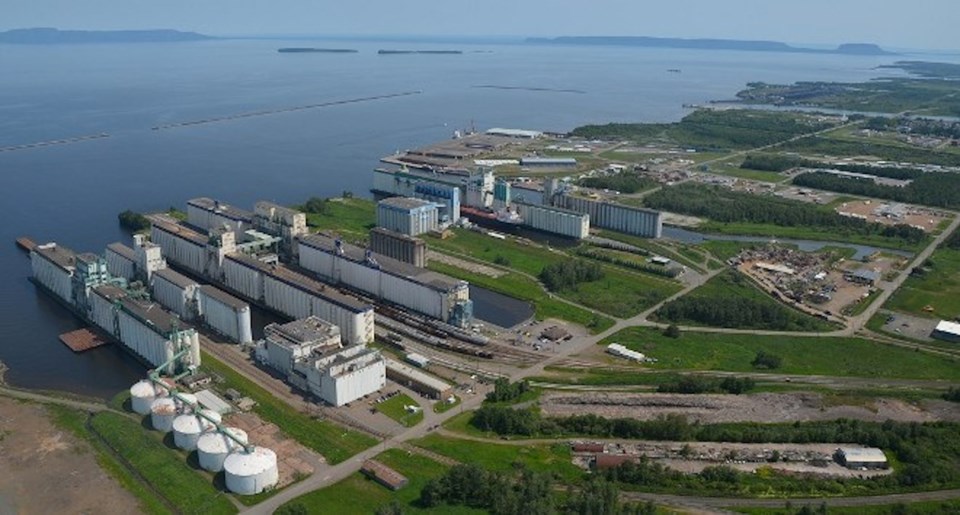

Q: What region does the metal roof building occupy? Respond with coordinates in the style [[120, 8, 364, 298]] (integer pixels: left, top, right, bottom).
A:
[[835, 447, 888, 469], [933, 320, 960, 342]]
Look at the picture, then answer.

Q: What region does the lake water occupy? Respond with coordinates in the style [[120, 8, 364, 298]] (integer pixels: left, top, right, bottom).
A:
[[0, 38, 930, 397]]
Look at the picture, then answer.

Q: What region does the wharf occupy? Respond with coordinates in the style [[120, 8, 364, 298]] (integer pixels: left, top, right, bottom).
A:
[[15, 237, 37, 252], [59, 328, 111, 353]]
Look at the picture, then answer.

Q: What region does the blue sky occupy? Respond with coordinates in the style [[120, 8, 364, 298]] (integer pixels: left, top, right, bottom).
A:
[[4, 0, 958, 50]]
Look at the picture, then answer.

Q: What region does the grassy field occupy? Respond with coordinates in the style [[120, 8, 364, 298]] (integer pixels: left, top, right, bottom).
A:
[[697, 240, 764, 261], [559, 266, 682, 318], [731, 499, 960, 514], [698, 220, 926, 252], [425, 229, 566, 277], [89, 412, 237, 515], [652, 270, 835, 332], [300, 197, 376, 238], [275, 448, 483, 515], [885, 247, 960, 320], [410, 434, 584, 483], [434, 396, 460, 413], [200, 351, 377, 465], [427, 261, 615, 333], [48, 406, 173, 515], [708, 165, 786, 183], [594, 230, 710, 272], [601, 327, 960, 380], [376, 394, 424, 427]]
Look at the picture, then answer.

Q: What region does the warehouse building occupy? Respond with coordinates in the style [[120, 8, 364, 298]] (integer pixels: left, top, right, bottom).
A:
[[556, 195, 662, 238], [520, 157, 577, 168], [846, 268, 880, 286], [361, 460, 408, 491], [187, 197, 253, 237], [385, 359, 452, 400], [486, 128, 543, 139], [298, 233, 472, 327], [932, 320, 960, 343], [105, 242, 137, 282], [376, 197, 439, 236], [607, 343, 646, 362], [369, 228, 427, 268], [371, 168, 462, 223], [255, 317, 385, 407], [220, 253, 375, 345], [515, 201, 590, 239], [834, 447, 888, 469]]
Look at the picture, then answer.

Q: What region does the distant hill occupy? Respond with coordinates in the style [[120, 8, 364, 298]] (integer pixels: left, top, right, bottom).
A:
[[528, 36, 895, 56], [0, 28, 214, 44]]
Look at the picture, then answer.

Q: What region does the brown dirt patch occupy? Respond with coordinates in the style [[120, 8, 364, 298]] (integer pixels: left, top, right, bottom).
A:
[[0, 397, 140, 515]]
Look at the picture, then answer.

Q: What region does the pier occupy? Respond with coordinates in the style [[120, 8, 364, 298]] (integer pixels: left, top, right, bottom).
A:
[[0, 133, 109, 153], [15, 237, 36, 252], [59, 328, 111, 353]]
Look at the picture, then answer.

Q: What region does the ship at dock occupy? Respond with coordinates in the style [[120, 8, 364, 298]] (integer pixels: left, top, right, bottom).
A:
[[459, 205, 523, 231]]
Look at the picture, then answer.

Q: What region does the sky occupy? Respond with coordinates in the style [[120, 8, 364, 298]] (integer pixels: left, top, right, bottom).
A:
[[4, 0, 958, 50]]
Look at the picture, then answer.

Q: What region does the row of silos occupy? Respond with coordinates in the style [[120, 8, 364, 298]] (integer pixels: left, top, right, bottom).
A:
[[129, 380, 277, 495]]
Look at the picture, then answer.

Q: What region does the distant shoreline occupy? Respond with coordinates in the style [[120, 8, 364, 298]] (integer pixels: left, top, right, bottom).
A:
[[528, 36, 895, 56]]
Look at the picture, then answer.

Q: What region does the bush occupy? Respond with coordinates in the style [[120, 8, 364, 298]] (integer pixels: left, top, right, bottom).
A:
[[751, 351, 783, 370], [944, 387, 960, 403], [539, 259, 605, 292], [302, 197, 329, 214], [663, 324, 681, 339], [485, 379, 531, 404], [117, 210, 150, 232]]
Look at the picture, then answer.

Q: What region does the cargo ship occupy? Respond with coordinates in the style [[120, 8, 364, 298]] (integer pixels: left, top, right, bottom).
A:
[[460, 205, 523, 231]]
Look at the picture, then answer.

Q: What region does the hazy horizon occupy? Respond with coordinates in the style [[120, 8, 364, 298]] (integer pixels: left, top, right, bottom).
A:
[[3, 0, 958, 51]]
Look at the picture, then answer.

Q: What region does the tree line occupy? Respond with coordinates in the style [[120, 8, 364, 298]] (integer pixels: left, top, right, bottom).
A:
[[643, 183, 926, 244], [117, 209, 150, 232], [576, 248, 681, 279], [741, 153, 925, 180], [579, 173, 658, 194], [792, 171, 960, 210], [539, 259, 605, 292], [656, 294, 828, 331]]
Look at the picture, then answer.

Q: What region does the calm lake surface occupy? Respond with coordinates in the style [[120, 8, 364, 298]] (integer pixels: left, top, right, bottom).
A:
[[0, 38, 933, 397]]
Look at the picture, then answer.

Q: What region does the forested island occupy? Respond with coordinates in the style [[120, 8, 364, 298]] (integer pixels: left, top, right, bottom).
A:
[[0, 28, 213, 44]]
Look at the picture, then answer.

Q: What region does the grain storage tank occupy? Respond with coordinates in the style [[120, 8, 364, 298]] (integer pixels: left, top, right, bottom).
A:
[[130, 380, 160, 415], [150, 397, 178, 432], [197, 428, 248, 473], [176, 393, 199, 413], [224, 446, 279, 495], [172, 411, 219, 451]]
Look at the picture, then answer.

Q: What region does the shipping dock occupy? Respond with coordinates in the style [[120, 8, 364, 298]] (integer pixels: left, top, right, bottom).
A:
[[59, 328, 111, 353]]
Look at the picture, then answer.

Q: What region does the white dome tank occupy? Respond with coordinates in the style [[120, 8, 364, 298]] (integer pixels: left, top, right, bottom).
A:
[[224, 446, 279, 495], [197, 427, 248, 473], [176, 393, 199, 413], [172, 413, 217, 451], [150, 397, 178, 432], [130, 380, 159, 415]]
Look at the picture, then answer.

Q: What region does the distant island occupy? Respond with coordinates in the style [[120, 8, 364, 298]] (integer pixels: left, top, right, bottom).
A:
[[528, 36, 895, 56], [278, 48, 358, 54], [378, 49, 463, 55], [0, 28, 214, 44]]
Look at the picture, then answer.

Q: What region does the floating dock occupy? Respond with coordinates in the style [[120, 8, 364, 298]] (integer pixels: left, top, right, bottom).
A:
[[59, 328, 111, 353], [15, 237, 37, 252]]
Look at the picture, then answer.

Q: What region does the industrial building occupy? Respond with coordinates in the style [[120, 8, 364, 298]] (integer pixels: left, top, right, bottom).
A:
[[255, 317, 386, 407], [511, 182, 544, 205], [105, 242, 137, 282], [485, 128, 543, 139], [932, 320, 960, 343], [376, 197, 439, 236], [369, 228, 427, 268], [221, 253, 375, 346], [385, 358, 452, 400], [252, 201, 308, 255], [556, 195, 663, 238], [372, 168, 462, 223], [150, 219, 235, 278], [187, 197, 253, 237], [298, 233, 473, 327], [607, 343, 646, 362], [493, 179, 511, 210], [515, 201, 590, 239], [846, 268, 880, 286], [834, 447, 888, 469], [361, 460, 409, 491], [151, 267, 198, 319], [520, 157, 577, 168], [466, 169, 495, 208]]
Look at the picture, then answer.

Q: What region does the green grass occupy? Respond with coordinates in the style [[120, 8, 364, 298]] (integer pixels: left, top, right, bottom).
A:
[[698, 240, 765, 261], [843, 288, 883, 316], [376, 394, 424, 427], [558, 266, 682, 318], [652, 270, 835, 332], [88, 411, 236, 515], [427, 261, 614, 333], [426, 229, 567, 277], [411, 434, 584, 483], [276, 448, 484, 515], [600, 326, 960, 380], [593, 230, 708, 272], [200, 350, 377, 464], [698, 220, 926, 252], [48, 406, 172, 515], [709, 165, 786, 183], [301, 197, 377, 238], [885, 247, 960, 320], [433, 396, 460, 414]]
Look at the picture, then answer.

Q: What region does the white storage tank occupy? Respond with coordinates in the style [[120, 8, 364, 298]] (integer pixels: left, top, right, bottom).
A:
[[197, 428, 248, 473], [176, 393, 199, 413], [150, 397, 178, 432], [224, 446, 279, 495], [130, 380, 161, 415], [172, 410, 219, 451]]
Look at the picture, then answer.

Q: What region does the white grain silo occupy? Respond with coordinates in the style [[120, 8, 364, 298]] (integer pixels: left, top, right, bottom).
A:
[[197, 427, 248, 473], [176, 393, 199, 413], [172, 411, 219, 451], [150, 397, 178, 432], [224, 446, 279, 495], [130, 380, 160, 415]]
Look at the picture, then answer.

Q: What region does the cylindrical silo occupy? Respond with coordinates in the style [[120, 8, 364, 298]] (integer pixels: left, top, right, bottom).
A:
[[172, 413, 217, 451], [224, 447, 279, 495], [150, 397, 178, 432], [176, 393, 198, 413], [197, 428, 248, 473], [130, 380, 159, 415]]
